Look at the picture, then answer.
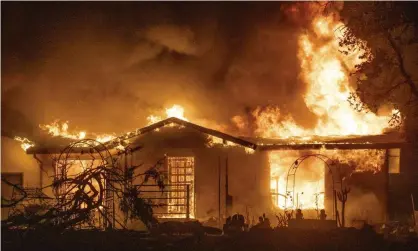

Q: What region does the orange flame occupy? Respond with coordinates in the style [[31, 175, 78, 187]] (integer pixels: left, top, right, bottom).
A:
[[251, 16, 394, 139], [39, 120, 115, 144], [166, 105, 188, 121], [267, 15, 396, 210], [14, 136, 35, 151], [146, 104, 189, 126]]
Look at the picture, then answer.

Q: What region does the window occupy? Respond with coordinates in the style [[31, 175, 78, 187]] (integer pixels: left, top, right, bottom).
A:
[[167, 157, 195, 218], [388, 149, 401, 174], [1, 173, 23, 198], [1, 173, 23, 219]]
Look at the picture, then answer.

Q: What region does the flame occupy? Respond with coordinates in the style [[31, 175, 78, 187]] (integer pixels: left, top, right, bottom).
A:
[[323, 148, 386, 174], [300, 16, 391, 136], [95, 134, 116, 143], [14, 136, 35, 151], [250, 16, 393, 139], [270, 151, 325, 210], [39, 120, 115, 144], [40, 120, 86, 140], [146, 104, 189, 126], [266, 15, 396, 211], [166, 105, 188, 121], [147, 115, 163, 125], [206, 135, 254, 154], [269, 148, 386, 210]]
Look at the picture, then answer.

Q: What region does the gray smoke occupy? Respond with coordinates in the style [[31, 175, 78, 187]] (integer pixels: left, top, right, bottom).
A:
[[2, 2, 312, 139]]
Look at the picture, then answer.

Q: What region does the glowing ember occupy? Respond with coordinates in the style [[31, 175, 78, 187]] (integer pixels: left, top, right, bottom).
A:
[[206, 135, 254, 154], [14, 136, 35, 151], [95, 134, 116, 143], [207, 135, 224, 146]]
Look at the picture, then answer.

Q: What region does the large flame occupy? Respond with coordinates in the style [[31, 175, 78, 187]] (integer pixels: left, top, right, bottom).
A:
[[270, 151, 325, 210], [269, 148, 386, 210], [166, 105, 188, 121], [267, 15, 394, 210], [146, 104, 189, 126], [253, 16, 393, 139], [300, 16, 392, 136]]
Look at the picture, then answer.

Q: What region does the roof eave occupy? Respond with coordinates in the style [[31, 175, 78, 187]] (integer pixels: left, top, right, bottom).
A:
[[257, 142, 407, 151]]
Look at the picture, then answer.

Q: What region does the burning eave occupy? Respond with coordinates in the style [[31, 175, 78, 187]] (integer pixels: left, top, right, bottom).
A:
[[26, 117, 257, 154], [257, 142, 405, 151], [242, 131, 407, 151], [25, 117, 405, 155]]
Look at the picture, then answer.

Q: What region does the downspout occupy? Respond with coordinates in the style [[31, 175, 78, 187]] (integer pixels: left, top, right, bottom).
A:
[[33, 154, 43, 188]]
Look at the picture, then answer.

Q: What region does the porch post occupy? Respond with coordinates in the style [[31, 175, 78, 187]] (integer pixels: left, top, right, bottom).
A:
[[383, 149, 390, 222]]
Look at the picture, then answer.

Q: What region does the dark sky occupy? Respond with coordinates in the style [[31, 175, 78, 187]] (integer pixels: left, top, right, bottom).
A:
[[2, 2, 310, 139]]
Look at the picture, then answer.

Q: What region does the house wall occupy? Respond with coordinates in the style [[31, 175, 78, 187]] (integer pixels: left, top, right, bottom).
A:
[[119, 127, 269, 229], [266, 148, 390, 226], [388, 146, 418, 222], [345, 172, 387, 225], [114, 132, 393, 228], [1, 136, 41, 219], [7, 126, 403, 228], [36, 154, 57, 199]]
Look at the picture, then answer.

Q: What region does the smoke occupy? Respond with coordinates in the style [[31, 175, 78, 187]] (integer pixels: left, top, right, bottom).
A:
[[2, 2, 313, 139]]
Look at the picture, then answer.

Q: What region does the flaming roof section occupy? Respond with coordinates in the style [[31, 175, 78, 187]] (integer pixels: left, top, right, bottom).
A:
[[243, 131, 405, 150], [26, 118, 405, 154], [26, 117, 257, 154]]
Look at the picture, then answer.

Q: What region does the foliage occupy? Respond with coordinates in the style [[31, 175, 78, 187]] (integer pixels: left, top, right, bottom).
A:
[[275, 210, 293, 228], [119, 158, 165, 230], [1, 139, 165, 232], [336, 2, 418, 138]]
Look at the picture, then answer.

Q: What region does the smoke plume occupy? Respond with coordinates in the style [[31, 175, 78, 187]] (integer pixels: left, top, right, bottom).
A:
[[2, 2, 317, 139]]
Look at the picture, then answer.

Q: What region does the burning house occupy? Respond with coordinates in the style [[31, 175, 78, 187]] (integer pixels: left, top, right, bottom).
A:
[[2, 115, 412, 229], [2, 3, 418, 231]]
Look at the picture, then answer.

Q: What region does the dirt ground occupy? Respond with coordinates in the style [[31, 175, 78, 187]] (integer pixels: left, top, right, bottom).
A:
[[2, 228, 418, 251]]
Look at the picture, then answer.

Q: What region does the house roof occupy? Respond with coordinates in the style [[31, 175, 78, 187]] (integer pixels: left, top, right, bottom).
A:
[[241, 131, 406, 150], [26, 117, 406, 154], [26, 117, 257, 154]]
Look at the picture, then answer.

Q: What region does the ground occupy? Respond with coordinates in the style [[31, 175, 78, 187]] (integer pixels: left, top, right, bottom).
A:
[[2, 228, 418, 251]]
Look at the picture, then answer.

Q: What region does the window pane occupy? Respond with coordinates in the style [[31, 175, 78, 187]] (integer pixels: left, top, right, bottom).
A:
[[166, 157, 195, 218]]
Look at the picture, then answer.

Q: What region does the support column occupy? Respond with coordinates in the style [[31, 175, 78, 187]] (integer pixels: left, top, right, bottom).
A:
[[383, 149, 390, 222]]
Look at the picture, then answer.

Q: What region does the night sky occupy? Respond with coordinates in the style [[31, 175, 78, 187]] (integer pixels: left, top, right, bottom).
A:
[[2, 2, 318, 139]]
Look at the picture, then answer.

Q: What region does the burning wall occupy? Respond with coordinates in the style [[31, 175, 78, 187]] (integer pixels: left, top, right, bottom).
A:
[[1, 137, 41, 220], [124, 126, 267, 220], [267, 147, 395, 226], [5, 2, 407, 227]]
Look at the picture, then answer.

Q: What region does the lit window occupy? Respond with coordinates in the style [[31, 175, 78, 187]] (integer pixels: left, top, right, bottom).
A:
[[167, 157, 195, 218]]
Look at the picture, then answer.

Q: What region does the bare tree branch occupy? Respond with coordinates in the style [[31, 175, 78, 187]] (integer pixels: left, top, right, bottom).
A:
[[387, 32, 418, 98]]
